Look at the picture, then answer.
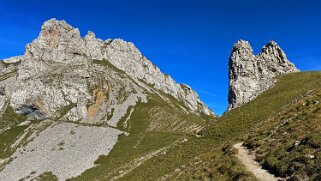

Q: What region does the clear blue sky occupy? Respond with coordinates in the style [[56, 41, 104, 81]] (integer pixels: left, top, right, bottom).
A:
[[1, 0, 321, 115]]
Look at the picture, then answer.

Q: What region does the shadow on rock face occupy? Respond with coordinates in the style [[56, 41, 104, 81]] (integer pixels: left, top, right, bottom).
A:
[[16, 105, 46, 120]]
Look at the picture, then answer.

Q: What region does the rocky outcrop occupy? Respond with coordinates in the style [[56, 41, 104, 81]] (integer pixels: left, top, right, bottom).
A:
[[81, 25, 212, 115], [228, 40, 298, 110], [1, 19, 149, 124], [0, 18, 214, 121]]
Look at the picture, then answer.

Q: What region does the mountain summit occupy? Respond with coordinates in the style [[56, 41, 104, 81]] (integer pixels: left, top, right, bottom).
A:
[[2, 18, 213, 120], [228, 40, 298, 110]]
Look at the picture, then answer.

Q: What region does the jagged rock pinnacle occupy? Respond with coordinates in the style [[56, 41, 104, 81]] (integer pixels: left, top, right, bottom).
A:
[[228, 40, 298, 110], [233, 39, 253, 51]]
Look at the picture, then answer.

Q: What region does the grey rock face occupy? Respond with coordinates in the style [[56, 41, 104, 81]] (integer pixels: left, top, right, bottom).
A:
[[83, 29, 213, 115], [0, 18, 213, 121], [228, 40, 298, 110], [0, 61, 20, 113]]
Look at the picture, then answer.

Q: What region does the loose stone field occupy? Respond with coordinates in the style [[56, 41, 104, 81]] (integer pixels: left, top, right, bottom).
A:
[[0, 122, 122, 180]]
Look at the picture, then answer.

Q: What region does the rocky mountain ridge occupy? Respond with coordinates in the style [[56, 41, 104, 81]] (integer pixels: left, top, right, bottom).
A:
[[1, 18, 213, 120], [0, 19, 214, 180], [228, 40, 298, 110]]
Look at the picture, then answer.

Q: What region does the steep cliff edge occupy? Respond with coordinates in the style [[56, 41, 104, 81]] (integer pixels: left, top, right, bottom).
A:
[[228, 40, 298, 110]]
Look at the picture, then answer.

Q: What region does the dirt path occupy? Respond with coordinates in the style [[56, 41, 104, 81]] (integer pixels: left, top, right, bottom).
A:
[[233, 142, 282, 181]]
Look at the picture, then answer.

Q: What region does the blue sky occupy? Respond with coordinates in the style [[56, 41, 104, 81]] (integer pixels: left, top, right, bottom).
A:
[[1, 0, 321, 115]]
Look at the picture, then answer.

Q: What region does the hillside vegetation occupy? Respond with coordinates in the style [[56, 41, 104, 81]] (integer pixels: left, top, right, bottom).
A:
[[114, 72, 321, 180], [69, 92, 210, 180], [0, 106, 28, 159], [244, 85, 321, 180], [1, 71, 320, 180]]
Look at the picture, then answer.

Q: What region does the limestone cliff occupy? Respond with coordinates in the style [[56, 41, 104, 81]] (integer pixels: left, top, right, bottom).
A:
[[0, 18, 214, 120], [228, 40, 298, 110]]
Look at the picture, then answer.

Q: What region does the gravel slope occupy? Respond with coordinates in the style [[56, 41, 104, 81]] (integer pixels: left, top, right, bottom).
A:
[[0, 122, 122, 181]]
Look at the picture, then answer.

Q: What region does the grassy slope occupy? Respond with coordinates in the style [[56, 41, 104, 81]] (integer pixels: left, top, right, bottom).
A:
[[117, 72, 321, 180], [68, 59, 213, 180], [0, 106, 28, 159], [244, 87, 321, 180], [69, 92, 210, 180], [2, 71, 320, 180], [209, 72, 321, 141]]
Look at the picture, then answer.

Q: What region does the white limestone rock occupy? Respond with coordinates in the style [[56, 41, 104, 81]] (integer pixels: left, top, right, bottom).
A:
[[2, 18, 214, 118], [103, 39, 213, 115], [2, 56, 22, 63], [228, 40, 298, 110]]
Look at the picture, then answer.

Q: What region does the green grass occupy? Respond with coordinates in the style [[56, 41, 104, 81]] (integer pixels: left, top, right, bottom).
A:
[[244, 88, 321, 179], [0, 106, 27, 130], [117, 136, 255, 181], [31, 172, 58, 181], [208, 72, 321, 141], [92, 59, 127, 78], [0, 106, 28, 159], [0, 125, 28, 159], [172, 146, 256, 181], [69, 93, 196, 180], [107, 108, 114, 121], [116, 72, 321, 180], [58, 102, 77, 120]]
